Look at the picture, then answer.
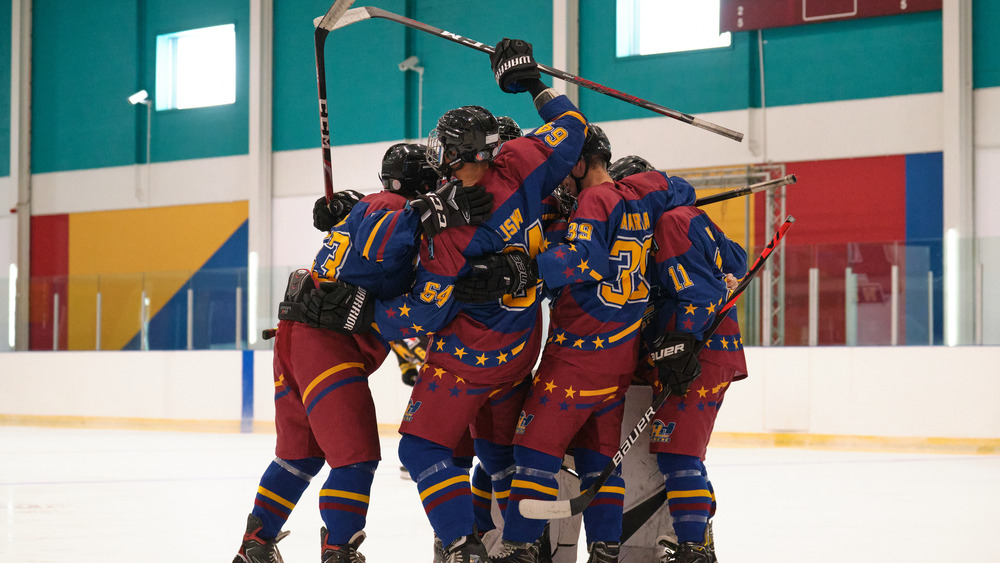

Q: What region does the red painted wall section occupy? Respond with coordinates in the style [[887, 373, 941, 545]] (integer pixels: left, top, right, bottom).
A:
[[755, 155, 907, 345], [30, 214, 70, 350]]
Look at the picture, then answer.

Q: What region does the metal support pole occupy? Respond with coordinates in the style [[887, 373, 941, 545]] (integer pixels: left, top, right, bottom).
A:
[[140, 290, 148, 351], [761, 269, 773, 347], [808, 267, 818, 346], [928, 271, 934, 346], [187, 288, 194, 351], [890, 265, 899, 346], [52, 292, 59, 351], [96, 291, 102, 351], [235, 287, 243, 350], [845, 267, 857, 346]]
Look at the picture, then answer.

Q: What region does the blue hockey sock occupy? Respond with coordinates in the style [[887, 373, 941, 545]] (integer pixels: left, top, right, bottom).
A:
[[470, 463, 496, 533], [503, 445, 562, 544], [251, 457, 325, 539], [318, 460, 378, 544], [657, 453, 712, 544], [575, 448, 625, 544], [473, 439, 515, 518], [399, 434, 473, 546]]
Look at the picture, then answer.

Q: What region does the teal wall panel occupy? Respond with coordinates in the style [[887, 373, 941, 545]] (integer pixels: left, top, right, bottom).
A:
[[273, 0, 408, 151], [409, 0, 553, 136], [31, 0, 140, 173], [974, 0, 1000, 88], [1, 0, 10, 177], [578, 0, 753, 122], [143, 0, 249, 162], [760, 12, 942, 107]]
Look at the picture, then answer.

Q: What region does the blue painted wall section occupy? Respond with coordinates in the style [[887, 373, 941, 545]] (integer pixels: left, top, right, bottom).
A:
[[241, 349, 254, 433], [124, 220, 249, 350], [904, 152, 944, 345]]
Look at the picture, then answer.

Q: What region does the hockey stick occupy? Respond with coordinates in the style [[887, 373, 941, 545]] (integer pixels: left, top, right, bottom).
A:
[[314, 0, 357, 201], [320, 6, 743, 143], [695, 174, 797, 207], [519, 215, 796, 520]]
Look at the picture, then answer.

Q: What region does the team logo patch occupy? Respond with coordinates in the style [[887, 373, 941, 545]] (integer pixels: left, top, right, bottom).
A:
[[650, 419, 676, 443], [403, 399, 422, 422], [515, 411, 534, 435]]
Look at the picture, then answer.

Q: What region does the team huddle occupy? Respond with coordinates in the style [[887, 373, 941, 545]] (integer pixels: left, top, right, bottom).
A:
[[234, 38, 748, 563]]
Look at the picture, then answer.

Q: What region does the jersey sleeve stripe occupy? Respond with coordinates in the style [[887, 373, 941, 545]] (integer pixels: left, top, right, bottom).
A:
[[362, 213, 392, 260]]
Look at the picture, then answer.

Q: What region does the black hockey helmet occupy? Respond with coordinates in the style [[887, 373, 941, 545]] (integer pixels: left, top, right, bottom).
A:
[[426, 105, 501, 175], [608, 155, 655, 181], [497, 115, 523, 143], [580, 124, 612, 166], [380, 143, 439, 198]]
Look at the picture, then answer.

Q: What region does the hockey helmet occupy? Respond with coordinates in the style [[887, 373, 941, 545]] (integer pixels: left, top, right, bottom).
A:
[[380, 143, 440, 198], [580, 124, 612, 166], [426, 105, 501, 175], [497, 115, 523, 143], [608, 155, 655, 182]]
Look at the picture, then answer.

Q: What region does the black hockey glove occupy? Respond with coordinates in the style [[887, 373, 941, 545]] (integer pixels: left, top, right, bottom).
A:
[[303, 281, 375, 334], [409, 180, 494, 237], [650, 332, 702, 396], [453, 250, 538, 303], [490, 38, 541, 94], [312, 190, 363, 232], [401, 366, 418, 387]]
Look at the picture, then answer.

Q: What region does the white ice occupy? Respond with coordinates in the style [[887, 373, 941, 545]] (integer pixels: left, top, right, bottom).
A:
[[1, 426, 998, 562]]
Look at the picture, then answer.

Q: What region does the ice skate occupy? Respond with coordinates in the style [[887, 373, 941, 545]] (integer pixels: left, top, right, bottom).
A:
[[585, 541, 620, 563], [320, 528, 366, 563], [233, 513, 289, 563], [659, 541, 715, 563], [491, 538, 538, 563], [442, 533, 490, 563]]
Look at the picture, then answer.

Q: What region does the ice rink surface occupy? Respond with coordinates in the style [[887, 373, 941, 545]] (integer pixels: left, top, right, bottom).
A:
[[1, 425, 999, 562]]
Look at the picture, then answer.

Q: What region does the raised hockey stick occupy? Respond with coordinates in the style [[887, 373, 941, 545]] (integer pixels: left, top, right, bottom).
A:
[[518, 215, 797, 520], [314, 0, 357, 201], [319, 6, 744, 143], [695, 174, 797, 207]]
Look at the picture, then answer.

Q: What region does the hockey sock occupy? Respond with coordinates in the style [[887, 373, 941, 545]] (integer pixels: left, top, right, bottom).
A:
[[473, 439, 515, 517], [470, 462, 496, 533], [399, 433, 473, 546], [575, 448, 625, 544], [657, 453, 712, 544], [318, 460, 378, 544], [503, 445, 562, 544], [251, 457, 325, 539]]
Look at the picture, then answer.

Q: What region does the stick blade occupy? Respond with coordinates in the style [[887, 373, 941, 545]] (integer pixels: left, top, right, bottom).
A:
[[314, 0, 357, 30], [518, 498, 574, 520]]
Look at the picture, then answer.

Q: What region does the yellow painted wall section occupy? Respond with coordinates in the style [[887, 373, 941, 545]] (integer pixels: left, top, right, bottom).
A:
[[66, 202, 248, 350]]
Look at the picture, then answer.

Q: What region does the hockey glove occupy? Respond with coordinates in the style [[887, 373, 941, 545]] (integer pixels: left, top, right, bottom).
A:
[[490, 38, 541, 94], [400, 366, 418, 387], [453, 250, 538, 303], [313, 190, 363, 232], [303, 281, 375, 334], [409, 180, 494, 237], [650, 332, 702, 396]]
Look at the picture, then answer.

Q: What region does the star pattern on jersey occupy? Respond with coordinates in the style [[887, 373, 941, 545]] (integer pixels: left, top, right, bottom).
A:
[[399, 304, 411, 317]]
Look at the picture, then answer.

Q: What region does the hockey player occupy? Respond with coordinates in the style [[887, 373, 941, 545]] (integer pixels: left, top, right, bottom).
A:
[[232, 143, 492, 563], [642, 202, 749, 563], [301, 39, 588, 563], [453, 126, 697, 563]]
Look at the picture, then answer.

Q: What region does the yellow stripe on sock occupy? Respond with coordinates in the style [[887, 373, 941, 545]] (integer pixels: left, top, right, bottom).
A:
[[512, 479, 559, 497], [419, 475, 469, 501], [257, 487, 295, 509], [319, 489, 370, 503], [471, 486, 492, 499], [667, 489, 712, 500]]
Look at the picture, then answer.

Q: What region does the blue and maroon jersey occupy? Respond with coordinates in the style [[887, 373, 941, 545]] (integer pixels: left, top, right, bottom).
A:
[[370, 94, 588, 384], [310, 190, 423, 348], [534, 173, 696, 374], [645, 205, 748, 377]]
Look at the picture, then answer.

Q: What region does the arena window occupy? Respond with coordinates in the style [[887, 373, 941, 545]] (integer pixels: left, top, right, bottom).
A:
[[616, 0, 732, 57], [155, 24, 236, 110]]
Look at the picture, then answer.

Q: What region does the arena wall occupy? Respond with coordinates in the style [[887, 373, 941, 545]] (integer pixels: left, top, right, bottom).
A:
[[1, 346, 997, 454]]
